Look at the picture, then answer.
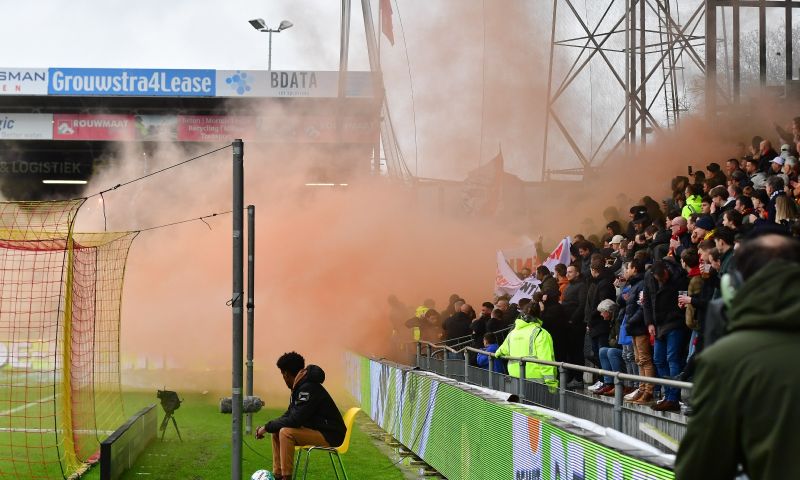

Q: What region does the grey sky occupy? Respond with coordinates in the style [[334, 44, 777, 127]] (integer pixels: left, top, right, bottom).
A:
[[0, 0, 370, 71]]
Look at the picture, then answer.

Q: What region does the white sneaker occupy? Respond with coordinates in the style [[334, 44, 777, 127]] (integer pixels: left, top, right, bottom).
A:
[[624, 389, 641, 401], [587, 381, 604, 392]]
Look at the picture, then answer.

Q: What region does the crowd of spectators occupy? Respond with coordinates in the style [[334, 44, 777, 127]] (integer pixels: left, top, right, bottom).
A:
[[389, 118, 800, 414]]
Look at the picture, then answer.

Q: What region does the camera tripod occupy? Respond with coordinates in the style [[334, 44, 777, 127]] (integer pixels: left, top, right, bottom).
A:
[[160, 411, 183, 442]]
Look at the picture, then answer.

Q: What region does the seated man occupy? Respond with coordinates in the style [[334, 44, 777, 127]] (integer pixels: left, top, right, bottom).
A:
[[255, 352, 345, 480]]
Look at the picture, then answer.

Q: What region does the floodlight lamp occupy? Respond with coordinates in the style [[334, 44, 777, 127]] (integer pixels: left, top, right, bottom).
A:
[[249, 18, 267, 30], [278, 20, 293, 31]]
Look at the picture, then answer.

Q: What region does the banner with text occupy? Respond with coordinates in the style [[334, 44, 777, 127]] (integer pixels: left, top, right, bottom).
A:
[[48, 68, 216, 97], [0, 113, 53, 140], [53, 114, 136, 141], [509, 277, 541, 305], [0, 68, 48, 95], [0, 67, 373, 98], [216, 70, 373, 98], [176, 114, 378, 143]]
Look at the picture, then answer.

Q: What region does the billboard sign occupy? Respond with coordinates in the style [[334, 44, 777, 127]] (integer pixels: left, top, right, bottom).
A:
[[0, 113, 53, 140], [0, 68, 48, 95], [0, 67, 371, 97], [48, 68, 215, 97], [216, 70, 373, 98], [53, 114, 136, 141], [176, 115, 379, 143]]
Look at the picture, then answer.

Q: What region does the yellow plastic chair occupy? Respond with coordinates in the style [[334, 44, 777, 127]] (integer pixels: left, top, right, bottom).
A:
[[293, 407, 360, 480]]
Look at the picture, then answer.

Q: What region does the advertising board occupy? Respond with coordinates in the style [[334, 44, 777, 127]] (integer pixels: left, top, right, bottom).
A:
[[53, 114, 136, 141], [0, 113, 53, 140], [0, 67, 372, 98], [216, 70, 374, 98], [177, 115, 378, 143], [0, 68, 48, 95], [48, 68, 215, 97], [346, 354, 676, 480]]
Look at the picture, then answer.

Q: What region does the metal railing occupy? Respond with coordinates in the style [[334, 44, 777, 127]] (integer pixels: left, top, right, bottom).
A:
[[414, 340, 692, 451]]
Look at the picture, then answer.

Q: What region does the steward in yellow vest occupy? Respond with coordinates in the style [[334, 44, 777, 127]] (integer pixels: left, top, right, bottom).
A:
[[495, 302, 558, 389]]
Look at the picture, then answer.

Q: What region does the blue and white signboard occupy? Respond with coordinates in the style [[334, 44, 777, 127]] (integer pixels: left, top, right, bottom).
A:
[[48, 68, 215, 97], [0, 67, 373, 98]]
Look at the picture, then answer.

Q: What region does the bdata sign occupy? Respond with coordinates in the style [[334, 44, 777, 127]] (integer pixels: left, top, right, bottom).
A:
[[48, 68, 215, 97], [216, 70, 374, 98]]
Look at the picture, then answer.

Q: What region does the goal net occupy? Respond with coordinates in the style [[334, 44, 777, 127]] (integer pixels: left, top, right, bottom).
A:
[[0, 200, 137, 479]]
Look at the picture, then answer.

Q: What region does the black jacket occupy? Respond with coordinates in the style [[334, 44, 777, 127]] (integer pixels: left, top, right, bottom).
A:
[[538, 273, 559, 299], [443, 311, 472, 345], [643, 263, 688, 339], [540, 297, 568, 362], [265, 365, 346, 447], [561, 278, 587, 329], [621, 273, 647, 337], [649, 229, 671, 261], [584, 269, 616, 338], [471, 315, 489, 349]]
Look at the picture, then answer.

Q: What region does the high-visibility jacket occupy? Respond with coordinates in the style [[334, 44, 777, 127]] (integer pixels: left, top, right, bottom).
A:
[[682, 194, 703, 219], [495, 318, 558, 388]]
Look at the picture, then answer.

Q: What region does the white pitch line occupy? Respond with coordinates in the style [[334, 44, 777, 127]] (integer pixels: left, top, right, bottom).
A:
[[0, 428, 115, 435], [0, 394, 57, 417]]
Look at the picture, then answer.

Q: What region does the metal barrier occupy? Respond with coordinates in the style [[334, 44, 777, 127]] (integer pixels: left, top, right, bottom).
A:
[[415, 341, 691, 451]]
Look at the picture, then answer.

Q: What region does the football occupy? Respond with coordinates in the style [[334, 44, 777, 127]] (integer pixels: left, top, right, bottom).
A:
[[251, 469, 275, 480]]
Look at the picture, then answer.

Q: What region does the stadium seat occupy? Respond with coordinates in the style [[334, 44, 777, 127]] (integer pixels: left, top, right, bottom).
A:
[[293, 407, 360, 480]]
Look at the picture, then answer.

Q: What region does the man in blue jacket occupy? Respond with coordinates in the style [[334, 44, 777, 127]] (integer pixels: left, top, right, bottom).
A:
[[256, 352, 345, 480]]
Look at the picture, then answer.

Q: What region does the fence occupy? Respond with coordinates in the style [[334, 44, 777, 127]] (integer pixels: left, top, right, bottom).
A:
[[347, 353, 677, 480], [415, 340, 691, 451]]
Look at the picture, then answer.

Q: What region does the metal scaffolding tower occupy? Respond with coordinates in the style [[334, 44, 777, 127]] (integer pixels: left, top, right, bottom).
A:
[[706, 0, 800, 116], [352, 0, 800, 182], [541, 0, 706, 179]]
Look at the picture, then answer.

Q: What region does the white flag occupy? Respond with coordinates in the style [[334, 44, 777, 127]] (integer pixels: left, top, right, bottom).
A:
[[495, 250, 522, 296], [542, 237, 572, 273]]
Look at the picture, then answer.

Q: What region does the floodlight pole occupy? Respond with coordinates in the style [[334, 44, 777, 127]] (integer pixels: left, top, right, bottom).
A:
[[231, 139, 244, 480], [268, 31, 273, 71], [245, 204, 255, 435], [338, 0, 352, 98]]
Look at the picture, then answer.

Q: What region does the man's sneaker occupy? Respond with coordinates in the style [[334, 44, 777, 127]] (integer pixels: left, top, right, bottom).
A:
[[624, 389, 642, 402], [651, 399, 681, 412], [587, 381, 604, 392], [600, 386, 616, 397]]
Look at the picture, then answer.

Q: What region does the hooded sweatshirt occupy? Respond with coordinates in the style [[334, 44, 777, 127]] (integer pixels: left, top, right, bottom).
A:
[[675, 261, 800, 480], [265, 364, 346, 446]]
